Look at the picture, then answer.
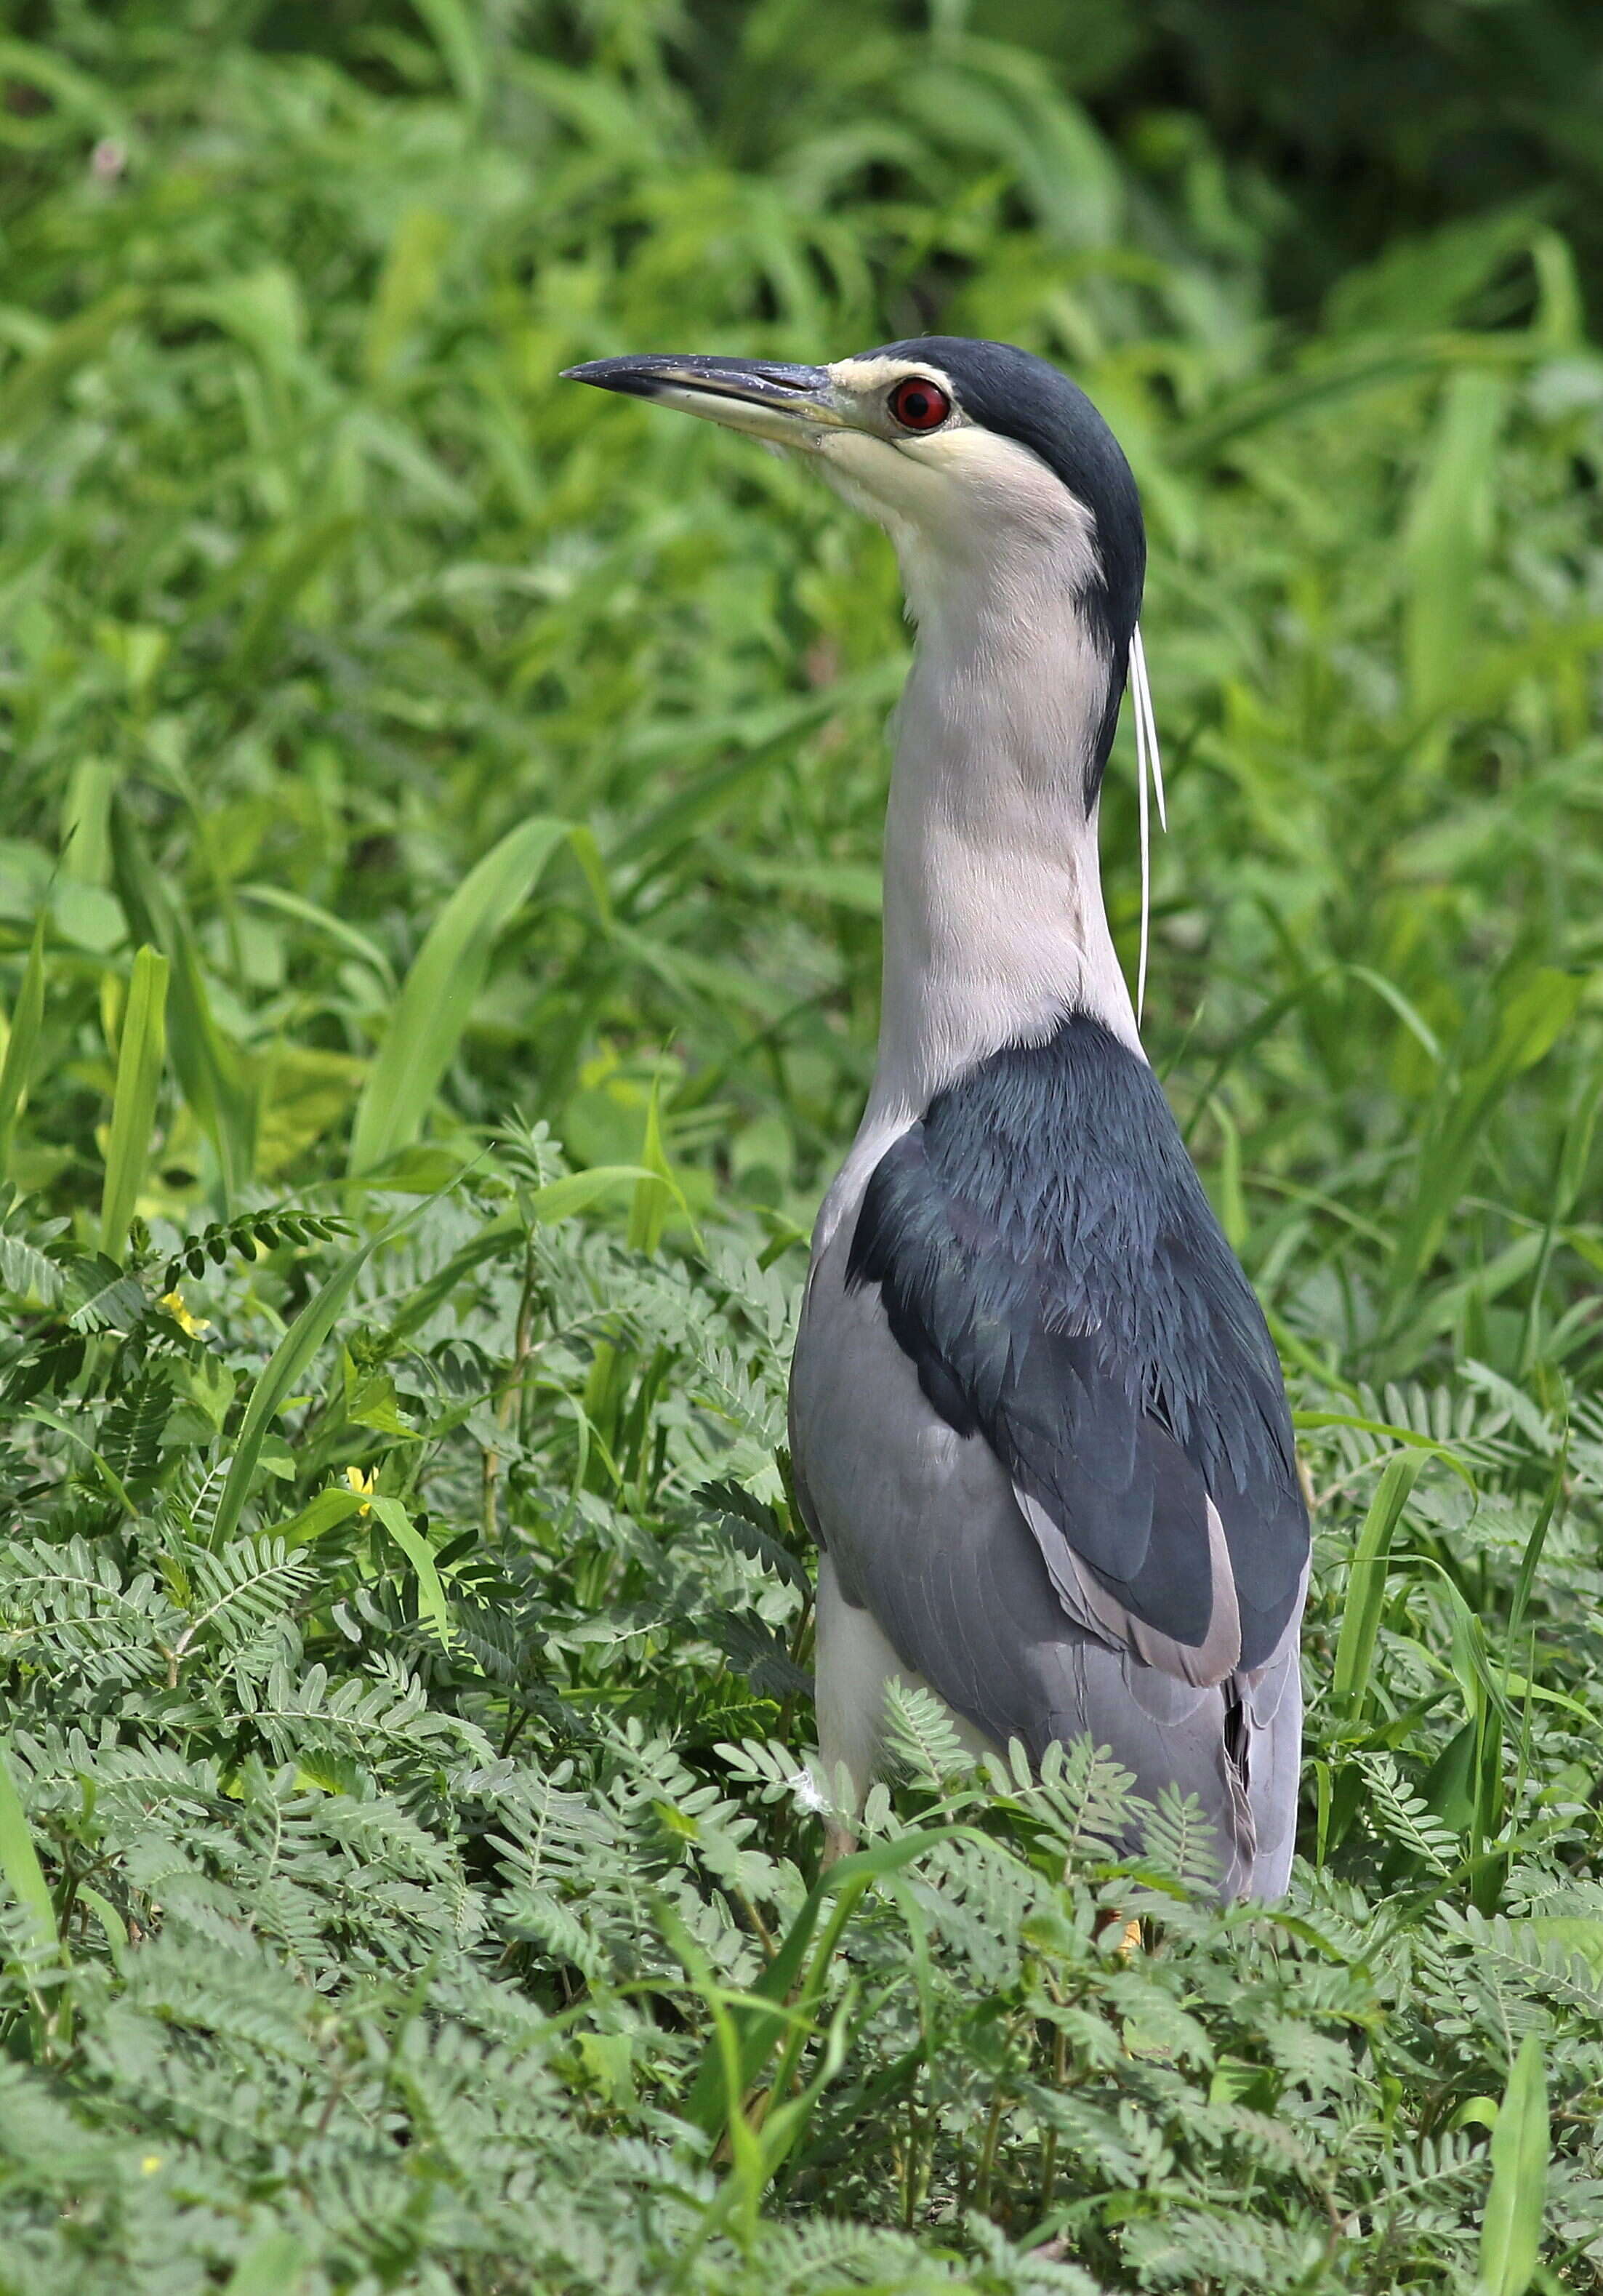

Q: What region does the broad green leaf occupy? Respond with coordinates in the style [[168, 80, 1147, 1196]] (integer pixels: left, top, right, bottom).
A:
[[222, 2233, 311, 2296], [60, 758, 116, 885], [1523, 1919, 1603, 1970], [75, 1885, 127, 1972], [368, 1494, 453, 1646], [254, 1045, 367, 1180], [363, 207, 451, 382], [529, 1165, 681, 1224], [1422, 1718, 1479, 1836], [1404, 369, 1511, 718], [274, 1485, 367, 1549], [1478, 2034, 1548, 2296]]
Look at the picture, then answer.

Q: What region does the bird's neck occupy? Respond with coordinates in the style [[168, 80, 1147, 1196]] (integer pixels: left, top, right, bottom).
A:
[[863, 581, 1138, 1141]]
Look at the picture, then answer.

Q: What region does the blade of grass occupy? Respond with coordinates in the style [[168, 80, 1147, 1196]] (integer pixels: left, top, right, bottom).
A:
[[274, 1484, 369, 1547], [1331, 1452, 1426, 1723], [0, 1741, 58, 1951], [1506, 1446, 1568, 1649], [111, 800, 256, 1203], [347, 816, 582, 1177], [0, 284, 142, 438], [0, 1737, 68, 2055], [534, 1164, 686, 1225], [236, 883, 397, 993], [0, 915, 46, 1177], [1294, 1410, 1478, 1487], [15, 1402, 140, 1516], [99, 946, 168, 1259], [626, 1073, 675, 1255], [1516, 1076, 1601, 1375], [680, 1826, 960, 2143], [1390, 967, 1583, 1296], [410, 0, 486, 113], [211, 1192, 441, 1547]]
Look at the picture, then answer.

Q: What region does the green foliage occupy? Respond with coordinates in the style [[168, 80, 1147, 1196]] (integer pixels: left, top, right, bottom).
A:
[[0, 1, 1600, 2289], [98, 944, 168, 1259], [347, 815, 587, 1178], [1480, 2034, 1550, 2296]]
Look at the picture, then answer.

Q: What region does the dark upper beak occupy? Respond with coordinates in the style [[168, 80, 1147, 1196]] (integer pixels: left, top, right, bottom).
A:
[[561, 354, 847, 446]]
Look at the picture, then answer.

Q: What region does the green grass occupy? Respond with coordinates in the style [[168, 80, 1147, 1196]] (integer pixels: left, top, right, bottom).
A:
[[0, 4, 1602, 2290]]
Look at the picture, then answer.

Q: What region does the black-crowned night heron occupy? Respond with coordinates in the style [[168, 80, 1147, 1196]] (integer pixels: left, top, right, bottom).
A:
[[565, 339, 1309, 1899]]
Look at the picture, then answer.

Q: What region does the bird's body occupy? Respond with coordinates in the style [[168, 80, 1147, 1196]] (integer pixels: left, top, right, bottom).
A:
[[566, 337, 1309, 1897], [793, 1016, 1306, 1898]]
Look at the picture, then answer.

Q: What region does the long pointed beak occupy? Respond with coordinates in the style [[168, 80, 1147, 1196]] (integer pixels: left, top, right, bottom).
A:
[[561, 354, 848, 447]]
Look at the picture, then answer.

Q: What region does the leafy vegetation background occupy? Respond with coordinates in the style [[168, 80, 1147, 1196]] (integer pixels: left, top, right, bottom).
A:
[[1, 1, 1602, 2289]]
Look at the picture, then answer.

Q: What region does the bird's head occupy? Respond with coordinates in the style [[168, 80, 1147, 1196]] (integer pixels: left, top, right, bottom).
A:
[[565, 338, 1165, 1004], [563, 337, 1144, 733]]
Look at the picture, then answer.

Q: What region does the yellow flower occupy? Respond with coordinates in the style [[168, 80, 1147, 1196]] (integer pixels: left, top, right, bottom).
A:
[[140, 2153, 162, 2174], [345, 1464, 376, 1517], [158, 1291, 210, 1338]]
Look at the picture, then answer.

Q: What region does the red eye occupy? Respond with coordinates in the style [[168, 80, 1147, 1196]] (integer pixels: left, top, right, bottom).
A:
[[887, 377, 951, 432]]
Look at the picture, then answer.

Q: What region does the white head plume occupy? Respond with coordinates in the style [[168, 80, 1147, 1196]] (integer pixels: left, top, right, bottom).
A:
[[1128, 622, 1166, 1023]]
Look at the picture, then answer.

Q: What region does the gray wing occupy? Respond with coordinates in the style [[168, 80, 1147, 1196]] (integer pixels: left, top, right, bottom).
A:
[[792, 1219, 1302, 1900], [790, 1016, 1309, 1898]]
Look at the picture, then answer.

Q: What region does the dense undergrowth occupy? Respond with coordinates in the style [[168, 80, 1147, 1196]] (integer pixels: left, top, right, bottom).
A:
[[1, 2, 1602, 2289]]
